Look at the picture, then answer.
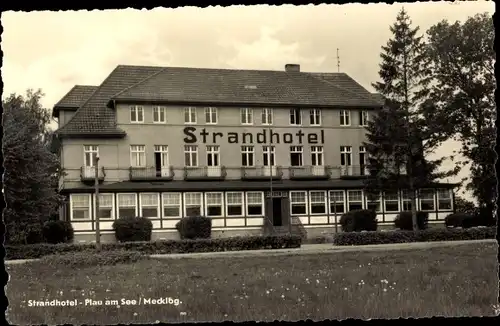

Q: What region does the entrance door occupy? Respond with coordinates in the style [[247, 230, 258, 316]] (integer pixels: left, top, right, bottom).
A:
[[272, 198, 283, 226]]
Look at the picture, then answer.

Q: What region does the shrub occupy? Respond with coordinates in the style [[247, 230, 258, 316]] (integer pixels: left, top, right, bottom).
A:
[[175, 215, 212, 239], [38, 250, 146, 268], [339, 209, 378, 232], [445, 212, 475, 228], [25, 223, 45, 244], [113, 216, 153, 242], [445, 210, 496, 228], [5, 235, 302, 260], [332, 226, 496, 246], [42, 220, 74, 244], [394, 211, 429, 230]]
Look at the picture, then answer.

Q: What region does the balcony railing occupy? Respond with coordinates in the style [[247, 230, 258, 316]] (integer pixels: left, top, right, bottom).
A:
[[184, 166, 227, 180], [289, 166, 329, 180], [339, 165, 370, 178], [80, 166, 105, 182], [241, 166, 283, 180], [129, 166, 174, 181]]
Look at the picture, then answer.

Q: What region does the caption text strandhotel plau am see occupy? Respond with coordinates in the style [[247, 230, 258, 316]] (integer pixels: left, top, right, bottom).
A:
[[27, 297, 181, 307]]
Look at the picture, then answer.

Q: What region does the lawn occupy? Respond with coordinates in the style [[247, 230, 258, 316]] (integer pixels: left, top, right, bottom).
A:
[[6, 241, 499, 324]]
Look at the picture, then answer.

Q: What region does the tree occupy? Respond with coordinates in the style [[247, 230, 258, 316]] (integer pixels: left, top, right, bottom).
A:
[[3, 89, 65, 244], [366, 8, 456, 230], [422, 13, 496, 220], [453, 196, 477, 215]]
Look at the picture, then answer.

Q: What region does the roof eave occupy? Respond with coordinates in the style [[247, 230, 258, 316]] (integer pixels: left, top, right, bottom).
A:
[[111, 97, 382, 109], [56, 130, 127, 139]]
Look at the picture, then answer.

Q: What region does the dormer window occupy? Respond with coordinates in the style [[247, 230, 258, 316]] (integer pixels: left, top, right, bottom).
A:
[[153, 106, 166, 123], [130, 105, 144, 123], [290, 108, 302, 125]]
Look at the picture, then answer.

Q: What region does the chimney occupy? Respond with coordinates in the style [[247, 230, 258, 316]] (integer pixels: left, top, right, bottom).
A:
[[285, 63, 300, 72]]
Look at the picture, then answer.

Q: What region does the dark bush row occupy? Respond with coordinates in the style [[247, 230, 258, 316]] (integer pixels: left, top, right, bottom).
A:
[[5, 235, 302, 260], [39, 250, 147, 268], [445, 212, 497, 228], [332, 226, 496, 246]]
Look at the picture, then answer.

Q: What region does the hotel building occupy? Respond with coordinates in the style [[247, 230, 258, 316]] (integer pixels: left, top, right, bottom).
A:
[[52, 63, 456, 242]]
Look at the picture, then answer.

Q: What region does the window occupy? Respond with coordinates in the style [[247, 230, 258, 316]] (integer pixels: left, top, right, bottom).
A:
[[241, 146, 254, 167], [437, 189, 452, 210], [184, 192, 202, 216], [366, 192, 381, 212], [84, 145, 98, 167], [309, 191, 326, 214], [311, 146, 324, 166], [205, 192, 223, 217], [162, 193, 181, 218], [384, 192, 399, 212], [117, 193, 137, 218], [347, 190, 363, 211], [309, 109, 321, 126], [206, 145, 220, 167], [241, 108, 253, 125], [184, 145, 198, 167], [140, 193, 159, 218], [340, 146, 352, 166], [226, 192, 244, 217], [71, 194, 91, 220], [205, 107, 218, 124], [290, 108, 302, 125], [290, 191, 307, 215], [130, 105, 144, 123], [130, 145, 146, 167], [359, 146, 368, 175], [359, 110, 369, 126], [153, 106, 166, 123], [262, 108, 273, 125], [419, 189, 435, 211], [263, 146, 275, 166], [329, 191, 345, 214], [154, 145, 169, 175], [184, 107, 197, 124], [290, 146, 303, 167], [401, 190, 414, 211], [340, 110, 350, 126], [95, 194, 114, 219], [246, 192, 264, 216]]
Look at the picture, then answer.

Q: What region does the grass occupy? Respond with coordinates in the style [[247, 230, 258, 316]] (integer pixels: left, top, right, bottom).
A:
[[7, 241, 499, 323]]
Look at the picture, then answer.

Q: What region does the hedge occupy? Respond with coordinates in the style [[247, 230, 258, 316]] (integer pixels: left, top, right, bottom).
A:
[[445, 212, 497, 228], [394, 211, 429, 230], [113, 216, 153, 242], [5, 235, 302, 260], [339, 209, 378, 232], [42, 220, 74, 244], [176, 215, 211, 239], [332, 227, 496, 246], [39, 250, 147, 268]]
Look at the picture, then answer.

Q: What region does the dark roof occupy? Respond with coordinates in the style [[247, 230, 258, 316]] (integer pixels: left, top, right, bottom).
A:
[[55, 64, 384, 138], [110, 67, 382, 108], [60, 179, 458, 194], [56, 65, 163, 137], [52, 85, 98, 118]]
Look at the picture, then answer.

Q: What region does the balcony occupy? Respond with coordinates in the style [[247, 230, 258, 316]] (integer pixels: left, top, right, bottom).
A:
[[184, 166, 227, 181], [129, 166, 174, 181], [241, 166, 283, 180], [80, 166, 105, 183], [339, 165, 370, 178], [289, 166, 329, 180]]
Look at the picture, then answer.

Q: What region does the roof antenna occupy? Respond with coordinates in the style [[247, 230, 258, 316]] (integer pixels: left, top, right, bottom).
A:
[[336, 48, 341, 72]]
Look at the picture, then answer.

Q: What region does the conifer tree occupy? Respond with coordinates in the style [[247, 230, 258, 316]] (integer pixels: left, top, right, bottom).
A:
[[365, 9, 456, 230]]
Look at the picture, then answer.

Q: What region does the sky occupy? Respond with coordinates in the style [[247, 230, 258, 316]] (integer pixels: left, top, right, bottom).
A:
[[2, 2, 495, 200]]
